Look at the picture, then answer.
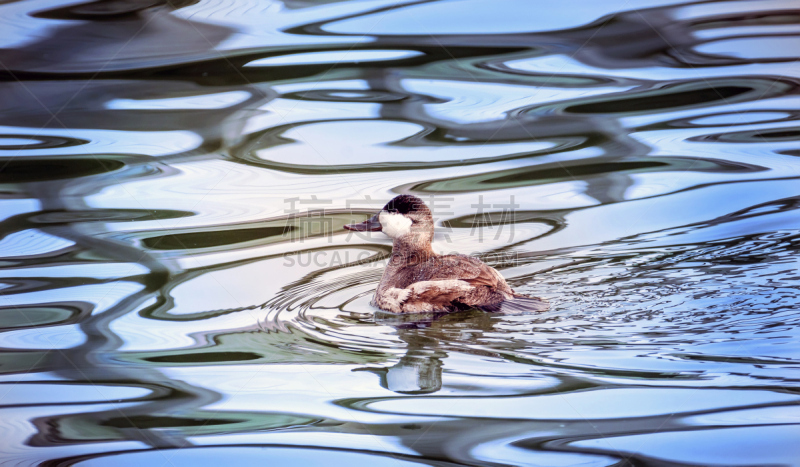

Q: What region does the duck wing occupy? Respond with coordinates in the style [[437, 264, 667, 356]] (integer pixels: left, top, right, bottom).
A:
[[418, 255, 508, 290], [406, 279, 474, 303], [372, 279, 473, 313], [384, 255, 507, 312], [379, 255, 548, 314], [416, 255, 549, 313]]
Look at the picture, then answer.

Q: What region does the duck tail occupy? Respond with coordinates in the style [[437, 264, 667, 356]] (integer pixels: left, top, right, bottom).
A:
[[479, 293, 549, 314]]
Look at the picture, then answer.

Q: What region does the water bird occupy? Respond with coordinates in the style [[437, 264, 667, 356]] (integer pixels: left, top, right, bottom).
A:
[[345, 194, 548, 314]]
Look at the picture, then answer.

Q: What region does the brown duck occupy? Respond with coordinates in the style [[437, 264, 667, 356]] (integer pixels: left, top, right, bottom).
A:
[[345, 194, 548, 314]]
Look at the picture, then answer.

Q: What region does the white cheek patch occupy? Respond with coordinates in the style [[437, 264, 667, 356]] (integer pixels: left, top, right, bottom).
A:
[[379, 211, 412, 238]]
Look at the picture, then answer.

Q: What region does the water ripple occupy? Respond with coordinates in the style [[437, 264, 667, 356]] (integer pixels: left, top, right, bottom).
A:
[[1, 0, 799, 465]]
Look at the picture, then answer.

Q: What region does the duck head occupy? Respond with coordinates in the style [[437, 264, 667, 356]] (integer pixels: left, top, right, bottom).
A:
[[345, 194, 434, 248]]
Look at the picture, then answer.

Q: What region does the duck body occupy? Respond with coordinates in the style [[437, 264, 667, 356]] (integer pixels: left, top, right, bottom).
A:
[[345, 195, 548, 314], [374, 252, 517, 313]]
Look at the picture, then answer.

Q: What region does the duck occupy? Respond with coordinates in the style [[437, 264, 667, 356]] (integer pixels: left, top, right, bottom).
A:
[[344, 194, 548, 314]]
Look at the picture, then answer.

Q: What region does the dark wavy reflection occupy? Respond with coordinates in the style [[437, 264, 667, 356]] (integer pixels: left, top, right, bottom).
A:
[[1, 0, 799, 465]]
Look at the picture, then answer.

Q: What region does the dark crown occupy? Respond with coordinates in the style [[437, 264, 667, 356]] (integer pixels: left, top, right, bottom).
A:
[[383, 194, 429, 216]]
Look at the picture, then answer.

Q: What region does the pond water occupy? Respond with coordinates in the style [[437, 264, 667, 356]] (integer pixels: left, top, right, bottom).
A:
[[1, 0, 800, 465]]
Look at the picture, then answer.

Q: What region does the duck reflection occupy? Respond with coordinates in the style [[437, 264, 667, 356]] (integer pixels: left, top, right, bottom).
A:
[[383, 349, 444, 394], [357, 310, 497, 394], [362, 330, 446, 394]]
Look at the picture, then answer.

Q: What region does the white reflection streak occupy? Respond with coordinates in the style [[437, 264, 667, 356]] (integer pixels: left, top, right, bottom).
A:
[[105, 91, 252, 110]]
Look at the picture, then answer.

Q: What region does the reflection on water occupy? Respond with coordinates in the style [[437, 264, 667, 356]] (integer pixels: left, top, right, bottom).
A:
[[1, 0, 800, 464]]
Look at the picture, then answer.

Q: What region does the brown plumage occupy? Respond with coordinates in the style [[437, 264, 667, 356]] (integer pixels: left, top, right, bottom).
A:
[[345, 194, 549, 314]]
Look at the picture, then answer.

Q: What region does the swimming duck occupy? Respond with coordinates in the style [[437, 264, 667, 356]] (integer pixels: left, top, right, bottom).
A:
[[344, 194, 548, 314]]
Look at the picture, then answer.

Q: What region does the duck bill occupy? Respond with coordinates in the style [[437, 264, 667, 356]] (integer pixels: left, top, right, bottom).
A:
[[344, 214, 382, 232]]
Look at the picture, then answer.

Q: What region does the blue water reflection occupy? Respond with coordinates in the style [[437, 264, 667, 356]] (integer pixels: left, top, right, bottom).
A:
[[0, 0, 799, 465]]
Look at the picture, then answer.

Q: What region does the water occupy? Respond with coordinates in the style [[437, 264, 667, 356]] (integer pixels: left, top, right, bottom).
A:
[[1, 0, 799, 465]]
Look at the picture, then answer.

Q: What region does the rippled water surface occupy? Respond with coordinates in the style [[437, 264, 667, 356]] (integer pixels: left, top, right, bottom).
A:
[[2, 0, 800, 465]]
